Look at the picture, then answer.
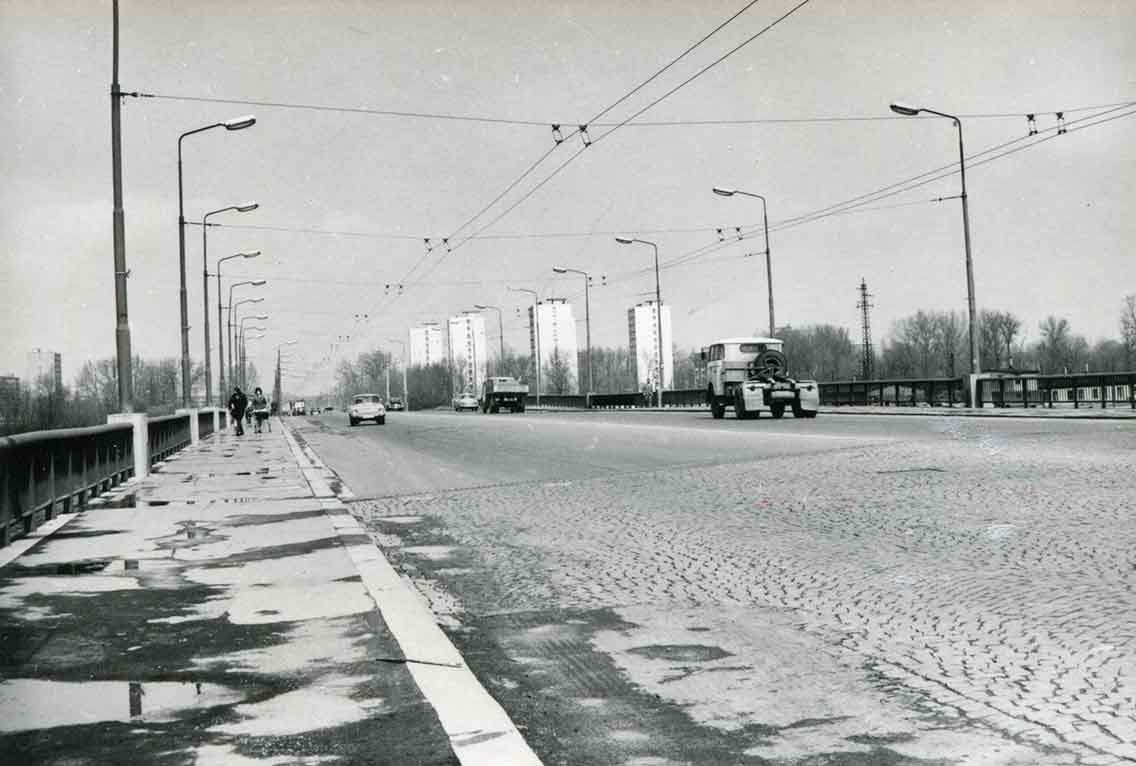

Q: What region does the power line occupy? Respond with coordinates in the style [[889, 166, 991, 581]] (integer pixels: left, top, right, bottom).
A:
[[131, 91, 1136, 129], [188, 220, 752, 241]]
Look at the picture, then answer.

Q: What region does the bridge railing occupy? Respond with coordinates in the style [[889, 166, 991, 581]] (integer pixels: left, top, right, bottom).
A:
[[977, 372, 1136, 409], [0, 407, 225, 549], [819, 378, 966, 407], [0, 423, 134, 548]]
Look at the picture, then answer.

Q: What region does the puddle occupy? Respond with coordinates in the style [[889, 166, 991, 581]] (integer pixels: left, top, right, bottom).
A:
[[627, 644, 733, 662], [0, 679, 247, 732], [154, 521, 228, 553]]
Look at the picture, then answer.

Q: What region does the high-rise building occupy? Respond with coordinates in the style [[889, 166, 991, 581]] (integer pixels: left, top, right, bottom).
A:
[[627, 301, 673, 391], [409, 324, 445, 367], [0, 375, 20, 424], [26, 349, 62, 394], [446, 313, 487, 394], [528, 299, 579, 394]]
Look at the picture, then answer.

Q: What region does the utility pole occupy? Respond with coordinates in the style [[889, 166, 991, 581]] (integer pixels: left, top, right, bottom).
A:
[[110, 0, 133, 411], [857, 279, 874, 380]]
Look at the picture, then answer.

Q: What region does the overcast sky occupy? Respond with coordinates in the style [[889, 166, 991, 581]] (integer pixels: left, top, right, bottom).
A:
[[2, 0, 1134, 390]]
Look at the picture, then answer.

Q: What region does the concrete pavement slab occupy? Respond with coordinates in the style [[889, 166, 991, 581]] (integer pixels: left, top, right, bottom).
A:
[[0, 423, 462, 765]]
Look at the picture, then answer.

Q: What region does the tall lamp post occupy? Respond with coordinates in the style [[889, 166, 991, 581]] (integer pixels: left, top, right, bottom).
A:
[[507, 287, 540, 407], [472, 304, 505, 376], [552, 267, 593, 393], [215, 251, 260, 400], [177, 115, 255, 406], [238, 320, 267, 388], [615, 237, 664, 407], [110, 0, 132, 411], [889, 102, 980, 376], [275, 340, 297, 412], [712, 187, 774, 337], [228, 283, 265, 388], [202, 203, 258, 405], [387, 337, 410, 411]]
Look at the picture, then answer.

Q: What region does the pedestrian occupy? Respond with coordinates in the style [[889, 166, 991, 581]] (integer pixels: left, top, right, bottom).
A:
[[251, 387, 270, 434], [228, 386, 248, 436]]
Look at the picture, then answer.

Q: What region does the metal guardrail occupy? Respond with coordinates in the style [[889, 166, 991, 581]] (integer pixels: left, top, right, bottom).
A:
[[820, 378, 966, 407], [0, 423, 134, 548], [148, 414, 192, 464], [977, 373, 1136, 409]]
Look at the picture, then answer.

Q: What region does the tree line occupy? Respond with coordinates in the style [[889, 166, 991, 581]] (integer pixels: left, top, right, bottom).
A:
[[1, 356, 261, 436]]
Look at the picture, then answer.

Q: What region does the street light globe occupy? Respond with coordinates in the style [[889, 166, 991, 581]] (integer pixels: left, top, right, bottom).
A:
[[614, 236, 634, 245], [711, 186, 736, 197], [236, 202, 259, 212], [889, 102, 921, 116], [223, 115, 257, 130], [238, 250, 261, 259], [250, 279, 267, 286], [552, 267, 567, 273]]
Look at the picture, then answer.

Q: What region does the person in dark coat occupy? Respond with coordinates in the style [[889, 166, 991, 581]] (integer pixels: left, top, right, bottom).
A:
[[228, 386, 248, 436]]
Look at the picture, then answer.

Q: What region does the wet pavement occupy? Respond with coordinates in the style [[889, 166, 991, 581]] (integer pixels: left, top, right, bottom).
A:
[[299, 409, 1136, 765], [0, 423, 472, 765]]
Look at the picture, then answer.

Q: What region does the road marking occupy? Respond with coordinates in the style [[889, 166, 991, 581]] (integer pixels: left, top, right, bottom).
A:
[[280, 422, 543, 766]]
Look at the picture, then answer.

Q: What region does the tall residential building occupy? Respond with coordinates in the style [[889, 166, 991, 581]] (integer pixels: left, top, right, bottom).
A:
[[446, 313, 487, 394], [627, 300, 673, 391], [26, 349, 62, 394], [0, 376, 20, 424], [528, 299, 579, 394], [409, 324, 445, 367]]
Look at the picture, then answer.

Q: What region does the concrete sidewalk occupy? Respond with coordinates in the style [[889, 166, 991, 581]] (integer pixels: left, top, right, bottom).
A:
[[0, 422, 538, 765]]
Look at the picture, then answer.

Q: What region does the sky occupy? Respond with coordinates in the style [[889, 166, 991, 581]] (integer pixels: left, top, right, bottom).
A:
[[2, 0, 1134, 393]]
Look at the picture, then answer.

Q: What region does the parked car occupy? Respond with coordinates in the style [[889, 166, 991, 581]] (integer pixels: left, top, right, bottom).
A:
[[389, 397, 405, 411], [349, 394, 386, 426], [452, 391, 479, 411]]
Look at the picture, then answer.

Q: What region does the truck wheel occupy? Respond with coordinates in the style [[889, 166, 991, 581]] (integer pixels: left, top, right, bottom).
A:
[[734, 390, 748, 420], [802, 410, 818, 418], [770, 403, 785, 419], [490, 404, 499, 414], [377, 416, 385, 425], [710, 399, 725, 419]]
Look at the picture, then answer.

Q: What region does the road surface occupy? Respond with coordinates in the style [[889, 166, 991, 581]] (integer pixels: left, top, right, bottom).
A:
[[291, 408, 1136, 765]]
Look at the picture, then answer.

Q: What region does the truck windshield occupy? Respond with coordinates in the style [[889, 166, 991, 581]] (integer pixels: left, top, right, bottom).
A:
[[738, 343, 767, 353]]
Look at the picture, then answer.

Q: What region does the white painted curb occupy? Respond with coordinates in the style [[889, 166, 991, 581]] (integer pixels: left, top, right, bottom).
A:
[[279, 422, 543, 766]]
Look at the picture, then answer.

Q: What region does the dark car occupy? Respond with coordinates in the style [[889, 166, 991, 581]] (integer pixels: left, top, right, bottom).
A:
[[389, 397, 405, 411]]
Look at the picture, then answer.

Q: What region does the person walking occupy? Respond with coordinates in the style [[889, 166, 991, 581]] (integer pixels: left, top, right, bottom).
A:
[[251, 387, 270, 434], [228, 386, 248, 436]]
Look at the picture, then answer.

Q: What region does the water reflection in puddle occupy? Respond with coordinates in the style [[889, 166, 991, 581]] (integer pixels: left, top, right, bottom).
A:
[[0, 679, 246, 732]]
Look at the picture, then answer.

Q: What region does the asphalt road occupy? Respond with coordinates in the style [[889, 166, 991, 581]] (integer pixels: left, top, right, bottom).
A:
[[291, 409, 1136, 765]]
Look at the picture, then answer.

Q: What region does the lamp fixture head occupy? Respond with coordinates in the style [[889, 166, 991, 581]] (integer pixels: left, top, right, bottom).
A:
[[711, 186, 736, 197], [236, 202, 259, 212], [223, 115, 257, 130], [614, 236, 634, 245], [889, 102, 921, 117]]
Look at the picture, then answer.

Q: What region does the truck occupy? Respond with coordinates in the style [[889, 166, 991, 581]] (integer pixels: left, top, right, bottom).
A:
[[480, 377, 529, 413], [702, 337, 819, 420]]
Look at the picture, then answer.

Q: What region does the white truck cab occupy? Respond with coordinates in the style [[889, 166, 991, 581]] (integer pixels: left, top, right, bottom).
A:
[[701, 336, 819, 420]]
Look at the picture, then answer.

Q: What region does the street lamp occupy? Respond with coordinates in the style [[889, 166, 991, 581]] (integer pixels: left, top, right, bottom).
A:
[[215, 250, 260, 400], [552, 267, 593, 393], [712, 187, 774, 337], [507, 287, 540, 407], [615, 237, 664, 407], [472, 305, 505, 376], [230, 293, 265, 387], [275, 340, 297, 411], [387, 337, 410, 411], [177, 115, 256, 406], [201, 203, 258, 404], [228, 282, 266, 388], [238, 317, 268, 388], [889, 102, 979, 376]]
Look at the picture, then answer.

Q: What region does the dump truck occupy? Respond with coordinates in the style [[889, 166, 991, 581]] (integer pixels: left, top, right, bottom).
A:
[[480, 377, 529, 413]]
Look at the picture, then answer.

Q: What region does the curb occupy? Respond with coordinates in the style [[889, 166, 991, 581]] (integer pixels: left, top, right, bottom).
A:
[[278, 420, 543, 766]]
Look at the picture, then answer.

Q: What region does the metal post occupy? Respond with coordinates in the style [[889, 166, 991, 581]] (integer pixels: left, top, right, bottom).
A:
[[760, 197, 774, 337], [201, 218, 212, 405], [955, 117, 980, 376], [110, 0, 133, 412], [584, 274, 592, 393], [177, 139, 190, 407], [217, 268, 225, 398], [650, 242, 664, 409]]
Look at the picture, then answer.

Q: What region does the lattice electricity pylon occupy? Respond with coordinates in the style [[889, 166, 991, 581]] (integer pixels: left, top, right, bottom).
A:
[[857, 279, 874, 380]]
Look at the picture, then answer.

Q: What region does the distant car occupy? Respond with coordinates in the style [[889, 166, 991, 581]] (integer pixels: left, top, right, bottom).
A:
[[349, 394, 386, 426], [389, 397, 405, 411], [452, 392, 479, 411], [324, 406, 334, 412]]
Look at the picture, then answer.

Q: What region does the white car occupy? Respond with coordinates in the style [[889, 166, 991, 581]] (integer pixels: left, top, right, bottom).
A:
[[349, 394, 386, 426], [452, 392, 479, 411]]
